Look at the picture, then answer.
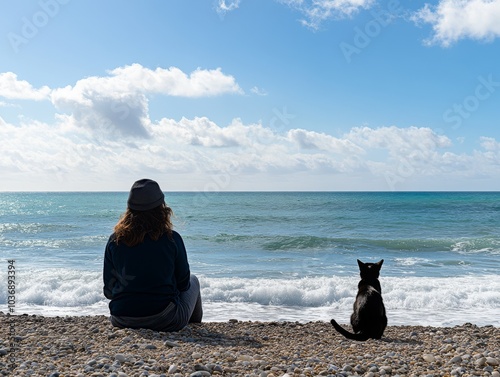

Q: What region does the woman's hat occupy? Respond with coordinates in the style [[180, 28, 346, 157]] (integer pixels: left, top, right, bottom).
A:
[[127, 179, 165, 211]]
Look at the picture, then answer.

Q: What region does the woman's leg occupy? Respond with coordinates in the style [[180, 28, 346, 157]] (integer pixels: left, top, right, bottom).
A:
[[177, 274, 203, 325], [109, 276, 202, 332], [189, 285, 203, 323]]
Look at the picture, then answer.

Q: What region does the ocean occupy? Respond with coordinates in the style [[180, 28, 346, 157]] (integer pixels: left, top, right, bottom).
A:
[[1, 191, 499, 327]]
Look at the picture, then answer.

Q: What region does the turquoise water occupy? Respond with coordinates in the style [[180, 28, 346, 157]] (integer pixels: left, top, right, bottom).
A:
[[1, 192, 499, 325]]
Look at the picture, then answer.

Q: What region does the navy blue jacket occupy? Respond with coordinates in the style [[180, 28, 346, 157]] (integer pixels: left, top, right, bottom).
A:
[[103, 230, 191, 317]]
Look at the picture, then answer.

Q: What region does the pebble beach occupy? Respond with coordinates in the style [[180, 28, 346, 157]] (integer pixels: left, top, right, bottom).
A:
[[1, 313, 499, 377]]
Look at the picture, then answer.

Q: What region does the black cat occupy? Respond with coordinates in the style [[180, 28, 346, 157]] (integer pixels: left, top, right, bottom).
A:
[[331, 259, 387, 341]]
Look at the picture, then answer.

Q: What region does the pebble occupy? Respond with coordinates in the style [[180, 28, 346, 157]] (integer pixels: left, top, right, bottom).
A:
[[115, 354, 127, 363], [486, 357, 500, 366], [475, 356, 487, 366], [194, 363, 210, 371], [423, 354, 436, 362], [1, 316, 499, 377], [168, 364, 177, 373], [189, 372, 211, 377], [164, 340, 180, 347], [238, 354, 254, 361], [380, 365, 392, 373]]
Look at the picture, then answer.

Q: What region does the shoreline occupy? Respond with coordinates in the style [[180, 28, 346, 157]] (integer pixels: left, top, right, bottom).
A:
[[1, 314, 499, 377], [8, 304, 500, 328]]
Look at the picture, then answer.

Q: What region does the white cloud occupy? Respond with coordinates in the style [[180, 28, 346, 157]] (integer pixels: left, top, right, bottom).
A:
[[154, 117, 243, 148], [287, 128, 365, 154], [278, 0, 375, 29], [51, 64, 243, 105], [213, 0, 374, 29], [107, 64, 243, 97], [2, 67, 500, 191], [215, 0, 241, 16], [0, 72, 51, 100], [0, 101, 20, 108], [48, 64, 243, 137], [480, 136, 500, 151], [346, 126, 452, 155], [0, 64, 243, 138], [412, 0, 500, 46], [251, 86, 268, 96], [3, 107, 500, 191]]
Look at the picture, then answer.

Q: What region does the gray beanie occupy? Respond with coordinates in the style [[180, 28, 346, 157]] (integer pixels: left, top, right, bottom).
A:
[[127, 179, 165, 211]]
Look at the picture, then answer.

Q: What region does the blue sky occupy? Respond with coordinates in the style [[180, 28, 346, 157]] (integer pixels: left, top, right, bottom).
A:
[[1, 0, 500, 191]]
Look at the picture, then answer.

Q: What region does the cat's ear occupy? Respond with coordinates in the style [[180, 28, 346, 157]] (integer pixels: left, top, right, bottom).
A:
[[357, 259, 363, 268], [377, 259, 384, 267]]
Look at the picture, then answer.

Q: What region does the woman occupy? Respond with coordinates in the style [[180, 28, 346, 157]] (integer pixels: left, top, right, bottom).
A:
[[103, 178, 202, 331]]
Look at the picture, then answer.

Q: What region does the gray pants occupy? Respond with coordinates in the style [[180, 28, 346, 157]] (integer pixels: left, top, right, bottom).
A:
[[110, 275, 203, 332]]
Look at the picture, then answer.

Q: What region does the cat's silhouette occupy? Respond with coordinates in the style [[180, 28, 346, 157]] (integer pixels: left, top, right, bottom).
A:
[[331, 259, 387, 341]]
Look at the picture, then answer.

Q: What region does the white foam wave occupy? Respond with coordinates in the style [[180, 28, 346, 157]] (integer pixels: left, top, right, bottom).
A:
[[0, 269, 103, 307], [394, 257, 431, 266], [202, 275, 500, 311], [451, 239, 500, 255], [1, 269, 499, 326]]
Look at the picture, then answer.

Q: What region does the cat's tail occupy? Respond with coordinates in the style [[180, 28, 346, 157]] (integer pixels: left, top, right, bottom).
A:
[[330, 319, 370, 341]]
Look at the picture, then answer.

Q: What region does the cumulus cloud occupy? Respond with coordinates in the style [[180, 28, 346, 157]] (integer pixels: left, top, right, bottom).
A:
[[48, 64, 243, 137], [3, 105, 500, 191], [346, 126, 452, 154], [2, 67, 500, 191], [154, 117, 244, 148], [0, 65, 242, 137], [287, 128, 365, 154], [412, 0, 500, 46], [51, 64, 242, 106], [343, 126, 459, 184], [106, 64, 243, 97], [480, 136, 500, 151], [0, 72, 51, 100]]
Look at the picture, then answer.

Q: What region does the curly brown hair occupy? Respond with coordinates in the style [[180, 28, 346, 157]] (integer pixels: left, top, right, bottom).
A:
[[113, 202, 173, 247]]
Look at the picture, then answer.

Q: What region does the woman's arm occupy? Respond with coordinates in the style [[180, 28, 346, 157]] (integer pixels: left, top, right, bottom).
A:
[[103, 236, 115, 299], [172, 231, 191, 292]]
